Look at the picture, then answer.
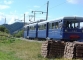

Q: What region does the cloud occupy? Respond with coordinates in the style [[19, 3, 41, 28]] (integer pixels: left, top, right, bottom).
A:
[[8, 16, 17, 24], [33, 5, 40, 8], [0, 11, 18, 24], [4, 0, 13, 5], [8, 11, 30, 24], [0, 16, 4, 21], [67, 0, 83, 4], [0, 0, 12, 10], [0, 12, 5, 25], [0, 5, 10, 10], [0, 12, 50, 24]]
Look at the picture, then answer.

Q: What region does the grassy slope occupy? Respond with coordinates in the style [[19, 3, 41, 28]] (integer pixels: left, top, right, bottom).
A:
[[0, 40, 81, 60], [0, 32, 21, 60], [0, 32, 81, 60], [0, 39, 47, 60]]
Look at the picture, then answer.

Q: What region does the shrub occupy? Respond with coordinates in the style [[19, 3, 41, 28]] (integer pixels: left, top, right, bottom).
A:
[[0, 26, 9, 33], [13, 30, 24, 38]]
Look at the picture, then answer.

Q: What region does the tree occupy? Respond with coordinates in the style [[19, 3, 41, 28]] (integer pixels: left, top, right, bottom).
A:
[[0, 26, 9, 33], [13, 30, 24, 38]]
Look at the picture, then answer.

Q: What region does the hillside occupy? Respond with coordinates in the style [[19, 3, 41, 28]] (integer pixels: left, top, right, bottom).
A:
[[2, 22, 24, 34]]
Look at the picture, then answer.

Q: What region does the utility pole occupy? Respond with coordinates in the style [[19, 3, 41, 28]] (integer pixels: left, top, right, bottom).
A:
[[32, 11, 43, 21], [46, 1, 49, 20], [5, 17, 6, 24], [15, 14, 25, 26], [24, 14, 25, 26], [31, 1, 49, 21]]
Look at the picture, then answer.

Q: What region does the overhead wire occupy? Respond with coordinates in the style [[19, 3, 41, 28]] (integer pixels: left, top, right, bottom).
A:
[[49, 1, 66, 10], [29, 1, 67, 22], [29, 2, 47, 22], [35, 2, 47, 11]]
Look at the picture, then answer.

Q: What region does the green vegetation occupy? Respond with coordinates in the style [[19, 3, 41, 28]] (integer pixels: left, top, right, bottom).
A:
[[0, 26, 9, 33], [0, 32, 81, 60], [13, 30, 24, 38], [2, 22, 24, 34]]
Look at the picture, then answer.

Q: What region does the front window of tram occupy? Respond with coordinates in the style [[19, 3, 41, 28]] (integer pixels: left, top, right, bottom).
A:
[[65, 21, 79, 29], [80, 22, 83, 29]]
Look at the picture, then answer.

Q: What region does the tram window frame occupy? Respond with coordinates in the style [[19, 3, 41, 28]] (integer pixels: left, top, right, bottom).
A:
[[80, 22, 83, 29], [55, 22, 59, 29], [59, 20, 63, 28], [65, 21, 79, 29], [29, 26, 35, 30], [39, 24, 46, 30], [39, 25, 43, 30], [49, 22, 59, 29], [44, 24, 46, 29], [52, 23, 55, 29], [49, 23, 52, 29]]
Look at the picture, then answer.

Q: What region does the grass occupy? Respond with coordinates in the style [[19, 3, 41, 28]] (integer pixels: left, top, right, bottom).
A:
[[0, 39, 48, 60], [0, 32, 82, 60], [0, 40, 82, 60], [0, 51, 21, 60]]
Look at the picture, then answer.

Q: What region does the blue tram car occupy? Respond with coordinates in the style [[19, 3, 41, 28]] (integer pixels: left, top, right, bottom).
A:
[[47, 19, 63, 40], [24, 16, 83, 41], [47, 17, 83, 41], [23, 25, 29, 38], [62, 17, 83, 41], [28, 23, 38, 38], [37, 21, 48, 39]]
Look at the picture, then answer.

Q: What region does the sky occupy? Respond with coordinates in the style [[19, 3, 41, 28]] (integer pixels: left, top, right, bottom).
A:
[[0, 0, 83, 25]]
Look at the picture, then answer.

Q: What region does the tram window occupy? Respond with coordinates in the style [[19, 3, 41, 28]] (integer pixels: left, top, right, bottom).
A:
[[52, 23, 55, 29], [71, 23, 74, 28], [39, 24, 46, 30], [49, 23, 52, 29], [65, 21, 70, 28], [80, 22, 83, 29], [29, 26, 35, 30], [55, 22, 58, 29], [65, 21, 79, 29], [75, 23, 79, 28], [71, 22, 79, 28], [44, 24, 46, 29], [39, 25, 42, 30], [38, 25, 40, 30]]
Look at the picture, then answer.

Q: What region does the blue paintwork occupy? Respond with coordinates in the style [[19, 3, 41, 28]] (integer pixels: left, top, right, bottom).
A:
[[24, 31, 27, 38], [23, 25, 29, 38], [28, 30, 36, 38], [23, 16, 83, 41], [48, 29, 62, 40], [63, 29, 83, 40], [37, 21, 48, 39], [38, 30, 47, 38], [28, 23, 38, 38], [47, 19, 63, 40]]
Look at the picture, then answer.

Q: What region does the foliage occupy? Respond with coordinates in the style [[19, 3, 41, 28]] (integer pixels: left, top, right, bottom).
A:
[[2, 22, 24, 34], [0, 32, 82, 60], [0, 26, 9, 33], [13, 30, 24, 38], [0, 32, 15, 43], [0, 38, 81, 60]]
